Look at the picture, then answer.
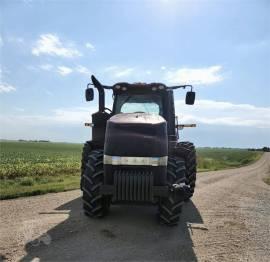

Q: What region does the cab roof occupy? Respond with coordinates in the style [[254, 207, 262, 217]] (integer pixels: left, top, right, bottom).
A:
[[112, 82, 169, 95]]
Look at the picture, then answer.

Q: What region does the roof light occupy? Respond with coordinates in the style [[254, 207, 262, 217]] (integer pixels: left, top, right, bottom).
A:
[[134, 82, 146, 85], [152, 87, 157, 91], [122, 87, 127, 91], [115, 85, 121, 89], [159, 85, 165, 90]]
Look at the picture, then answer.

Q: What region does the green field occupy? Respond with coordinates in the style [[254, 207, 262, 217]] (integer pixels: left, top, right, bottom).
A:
[[196, 147, 262, 172], [0, 141, 263, 199], [0, 141, 82, 199]]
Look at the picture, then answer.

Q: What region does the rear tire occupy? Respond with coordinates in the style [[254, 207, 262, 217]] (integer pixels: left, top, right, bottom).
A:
[[81, 149, 110, 217], [158, 157, 186, 226], [80, 141, 92, 190], [175, 142, 197, 200], [81, 141, 92, 173]]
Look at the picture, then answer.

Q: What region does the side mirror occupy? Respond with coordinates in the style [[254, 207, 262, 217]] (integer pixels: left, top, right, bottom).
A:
[[85, 88, 94, 101], [186, 91, 195, 105]]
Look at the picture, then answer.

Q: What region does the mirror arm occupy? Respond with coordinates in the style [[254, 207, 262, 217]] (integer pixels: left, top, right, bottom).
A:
[[167, 84, 193, 90], [176, 124, 197, 129]]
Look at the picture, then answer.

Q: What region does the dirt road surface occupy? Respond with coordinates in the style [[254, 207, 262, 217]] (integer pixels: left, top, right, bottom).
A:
[[1, 153, 269, 262]]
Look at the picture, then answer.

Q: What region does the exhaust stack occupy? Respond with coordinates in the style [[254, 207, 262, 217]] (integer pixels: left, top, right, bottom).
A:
[[91, 75, 105, 112]]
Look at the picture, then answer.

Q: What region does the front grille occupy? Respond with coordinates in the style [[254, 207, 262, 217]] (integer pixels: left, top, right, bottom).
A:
[[113, 170, 154, 202]]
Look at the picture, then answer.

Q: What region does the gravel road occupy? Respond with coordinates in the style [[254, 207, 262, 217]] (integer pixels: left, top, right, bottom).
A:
[[0, 153, 269, 262]]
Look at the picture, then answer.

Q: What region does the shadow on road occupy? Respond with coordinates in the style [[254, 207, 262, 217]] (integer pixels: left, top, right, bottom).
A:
[[21, 197, 203, 261]]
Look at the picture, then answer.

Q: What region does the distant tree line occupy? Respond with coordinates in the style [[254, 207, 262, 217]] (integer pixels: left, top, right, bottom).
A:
[[18, 139, 50, 143], [248, 147, 270, 152]]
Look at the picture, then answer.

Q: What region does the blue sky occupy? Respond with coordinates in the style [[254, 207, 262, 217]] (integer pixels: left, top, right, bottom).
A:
[[0, 0, 269, 147]]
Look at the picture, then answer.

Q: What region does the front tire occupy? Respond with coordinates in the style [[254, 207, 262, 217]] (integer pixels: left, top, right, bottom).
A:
[[81, 149, 110, 217], [158, 157, 186, 226], [175, 142, 197, 200]]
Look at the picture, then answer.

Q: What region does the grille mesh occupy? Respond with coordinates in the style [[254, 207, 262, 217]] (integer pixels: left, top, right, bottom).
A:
[[113, 170, 154, 202]]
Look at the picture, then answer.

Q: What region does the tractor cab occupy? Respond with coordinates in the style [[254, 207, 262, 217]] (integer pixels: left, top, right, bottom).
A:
[[85, 76, 195, 149]]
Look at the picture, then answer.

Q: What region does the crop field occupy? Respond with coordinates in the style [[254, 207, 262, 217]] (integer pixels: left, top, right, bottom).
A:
[[0, 141, 263, 199], [196, 147, 263, 172], [0, 141, 82, 199]]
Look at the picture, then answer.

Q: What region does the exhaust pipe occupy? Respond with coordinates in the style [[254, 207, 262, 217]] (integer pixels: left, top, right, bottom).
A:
[[91, 75, 105, 112]]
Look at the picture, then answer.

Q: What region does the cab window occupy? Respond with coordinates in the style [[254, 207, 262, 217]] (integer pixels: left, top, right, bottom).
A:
[[114, 94, 163, 115]]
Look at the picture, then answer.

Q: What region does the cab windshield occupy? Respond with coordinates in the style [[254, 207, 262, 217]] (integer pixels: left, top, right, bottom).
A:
[[114, 94, 163, 115]]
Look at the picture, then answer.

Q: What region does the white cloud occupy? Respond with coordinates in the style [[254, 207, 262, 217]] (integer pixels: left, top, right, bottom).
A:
[[165, 65, 223, 85], [38, 63, 90, 76], [3, 98, 268, 129], [57, 66, 73, 76], [1, 101, 269, 144], [105, 66, 134, 78], [161, 66, 166, 70], [175, 99, 270, 128], [40, 64, 53, 71], [0, 83, 16, 93], [85, 42, 95, 51], [0, 107, 94, 126], [32, 34, 82, 58], [75, 65, 91, 76], [0, 106, 96, 141], [104, 66, 118, 71], [115, 68, 134, 78], [51, 107, 93, 123], [0, 36, 3, 47]]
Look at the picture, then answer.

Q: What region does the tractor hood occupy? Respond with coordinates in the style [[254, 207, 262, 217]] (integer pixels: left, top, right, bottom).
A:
[[104, 113, 168, 158]]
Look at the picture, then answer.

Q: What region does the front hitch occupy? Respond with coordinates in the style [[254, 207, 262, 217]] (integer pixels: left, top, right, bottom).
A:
[[169, 183, 191, 201]]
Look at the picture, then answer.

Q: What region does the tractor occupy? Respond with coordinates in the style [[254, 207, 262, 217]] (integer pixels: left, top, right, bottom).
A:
[[81, 75, 197, 225]]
